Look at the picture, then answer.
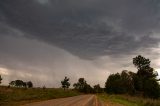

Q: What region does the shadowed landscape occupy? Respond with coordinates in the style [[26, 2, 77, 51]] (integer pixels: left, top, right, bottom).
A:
[[1, 0, 160, 106], [0, 55, 160, 106]]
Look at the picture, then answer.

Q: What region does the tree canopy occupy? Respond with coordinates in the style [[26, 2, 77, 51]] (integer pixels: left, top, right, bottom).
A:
[[0, 75, 2, 84], [105, 55, 160, 99], [73, 78, 93, 93], [105, 71, 135, 94], [93, 84, 102, 93], [9, 80, 33, 88], [26, 81, 33, 88], [61, 76, 70, 90], [133, 55, 157, 78]]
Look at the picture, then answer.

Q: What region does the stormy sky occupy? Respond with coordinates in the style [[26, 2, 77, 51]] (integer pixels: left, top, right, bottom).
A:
[[0, 0, 160, 87]]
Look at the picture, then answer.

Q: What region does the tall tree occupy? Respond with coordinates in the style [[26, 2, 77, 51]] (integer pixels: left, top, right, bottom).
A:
[[27, 81, 33, 88], [93, 84, 102, 93], [133, 55, 157, 78], [105, 55, 160, 98], [73, 78, 93, 93], [105, 73, 124, 94], [0, 75, 2, 84], [133, 55, 160, 98], [9, 81, 16, 87], [73, 78, 86, 91], [61, 76, 70, 90], [143, 79, 160, 98], [121, 70, 135, 94], [15, 80, 25, 87], [9, 80, 30, 88], [105, 70, 136, 94]]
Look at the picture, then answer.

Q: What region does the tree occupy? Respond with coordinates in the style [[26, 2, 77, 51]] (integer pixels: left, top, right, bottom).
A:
[[133, 55, 157, 78], [105, 73, 124, 94], [133, 55, 160, 98], [83, 83, 94, 93], [61, 76, 70, 90], [105, 55, 160, 98], [15, 80, 25, 87], [73, 78, 93, 93], [143, 79, 160, 99], [121, 70, 135, 94], [9, 81, 16, 87], [23, 82, 27, 88], [9, 80, 24, 87], [27, 81, 33, 88], [105, 70, 135, 94], [0, 75, 2, 84], [93, 84, 102, 93], [73, 78, 87, 92], [43, 85, 46, 90], [9, 80, 33, 88]]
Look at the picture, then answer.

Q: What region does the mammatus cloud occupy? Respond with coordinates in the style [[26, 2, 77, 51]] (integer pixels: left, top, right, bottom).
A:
[[0, 0, 160, 87]]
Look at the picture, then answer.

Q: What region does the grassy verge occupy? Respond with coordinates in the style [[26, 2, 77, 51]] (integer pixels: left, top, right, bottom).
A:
[[0, 86, 81, 106], [98, 94, 160, 106]]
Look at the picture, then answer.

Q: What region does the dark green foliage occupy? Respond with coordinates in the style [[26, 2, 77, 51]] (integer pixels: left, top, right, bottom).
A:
[[105, 71, 135, 94], [133, 55, 150, 70], [0, 75, 2, 84], [9, 81, 16, 86], [133, 55, 159, 98], [133, 55, 157, 78], [43, 85, 46, 90], [26, 81, 33, 88], [133, 75, 143, 91], [93, 84, 103, 93], [105, 73, 124, 94], [73, 78, 93, 93], [13, 80, 24, 87], [73, 78, 86, 91], [61, 76, 70, 90], [23, 82, 27, 88], [9, 80, 33, 88], [121, 70, 135, 94], [143, 79, 160, 99], [105, 55, 160, 99], [83, 84, 94, 93]]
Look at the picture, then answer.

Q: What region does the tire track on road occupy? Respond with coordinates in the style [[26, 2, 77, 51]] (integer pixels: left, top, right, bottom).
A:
[[22, 95, 105, 106]]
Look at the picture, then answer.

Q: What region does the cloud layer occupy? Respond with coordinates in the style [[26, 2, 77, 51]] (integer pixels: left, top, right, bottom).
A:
[[1, 0, 160, 59], [0, 0, 160, 87]]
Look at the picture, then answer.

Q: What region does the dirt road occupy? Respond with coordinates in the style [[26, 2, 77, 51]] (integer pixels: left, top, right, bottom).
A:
[[23, 95, 105, 106]]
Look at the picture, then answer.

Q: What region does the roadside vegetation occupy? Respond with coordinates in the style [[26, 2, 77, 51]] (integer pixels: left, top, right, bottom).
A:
[[0, 55, 160, 106], [0, 86, 80, 106], [105, 55, 160, 99], [98, 94, 160, 106]]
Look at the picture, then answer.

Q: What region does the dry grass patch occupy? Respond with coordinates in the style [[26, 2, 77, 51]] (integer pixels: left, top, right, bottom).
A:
[[98, 94, 160, 106], [0, 86, 81, 106]]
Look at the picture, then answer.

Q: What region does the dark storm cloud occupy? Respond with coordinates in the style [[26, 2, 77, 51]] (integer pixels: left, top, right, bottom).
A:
[[0, 0, 160, 59]]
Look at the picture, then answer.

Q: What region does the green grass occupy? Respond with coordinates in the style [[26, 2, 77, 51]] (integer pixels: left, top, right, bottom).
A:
[[0, 86, 81, 106], [98, 94, 160, 106]]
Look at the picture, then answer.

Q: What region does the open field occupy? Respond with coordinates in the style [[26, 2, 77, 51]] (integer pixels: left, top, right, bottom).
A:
[[0, 86, 81, 106], [1, 86, 160, 106], [98, 94, 160, 106]]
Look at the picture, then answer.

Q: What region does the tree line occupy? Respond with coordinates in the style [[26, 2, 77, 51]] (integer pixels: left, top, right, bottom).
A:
[[105, 55, 160, 99], [9, 80, 33, 88], [61, 77, 103, 93], [0, 76, 33, 88], [61, 55, 160, 99], [0, 55, 160, 99]]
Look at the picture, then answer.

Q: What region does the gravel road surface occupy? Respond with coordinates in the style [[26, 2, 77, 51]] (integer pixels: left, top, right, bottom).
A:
[[22, 95, 105, 106]]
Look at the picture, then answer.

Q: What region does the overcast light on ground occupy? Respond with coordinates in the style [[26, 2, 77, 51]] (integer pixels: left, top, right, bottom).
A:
[[0, 0, 160, 87]]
